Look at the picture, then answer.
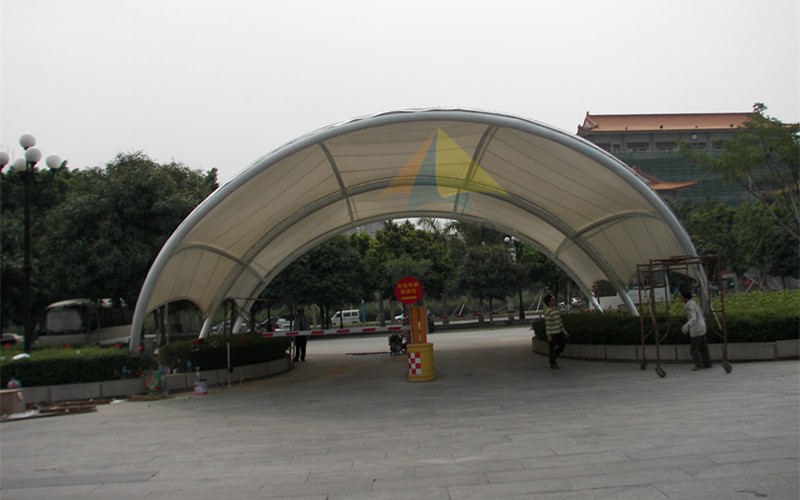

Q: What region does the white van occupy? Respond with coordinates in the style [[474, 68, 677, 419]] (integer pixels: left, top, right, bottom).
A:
[[330, 309, 360, 325]]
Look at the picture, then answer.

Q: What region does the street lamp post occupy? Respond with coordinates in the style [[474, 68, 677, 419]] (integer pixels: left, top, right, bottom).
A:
[[0, 134, 66, 353], [504, 236, 526, 320]]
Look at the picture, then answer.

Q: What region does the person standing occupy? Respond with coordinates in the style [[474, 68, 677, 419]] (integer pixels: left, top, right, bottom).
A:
[[293, 308, 309, 362], [679, 288, 711, 370], [544, 294, 569, 369]]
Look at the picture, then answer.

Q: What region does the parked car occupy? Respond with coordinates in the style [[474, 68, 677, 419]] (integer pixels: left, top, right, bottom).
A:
[[1, 333, 23, 346], [330, 309, 360, 325], [211, 321, 233, 334], [394, 312, 435, 332], [257, 317, 291, 331]]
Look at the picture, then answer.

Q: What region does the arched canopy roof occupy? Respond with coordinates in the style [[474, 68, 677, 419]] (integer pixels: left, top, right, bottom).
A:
[[131, 109, 696, 343]]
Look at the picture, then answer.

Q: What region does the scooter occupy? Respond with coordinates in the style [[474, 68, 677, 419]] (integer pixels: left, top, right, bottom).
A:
[[388, 333, 406, 355]]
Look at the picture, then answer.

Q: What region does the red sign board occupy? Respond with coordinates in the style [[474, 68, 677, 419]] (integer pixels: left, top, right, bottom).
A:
[[395, 276, 423, 305]]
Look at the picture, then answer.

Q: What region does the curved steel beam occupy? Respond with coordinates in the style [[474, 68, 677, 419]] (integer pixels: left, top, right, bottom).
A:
[[130, 108, 697, 349]]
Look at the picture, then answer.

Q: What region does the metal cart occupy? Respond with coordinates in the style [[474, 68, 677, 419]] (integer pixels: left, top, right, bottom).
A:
[[638, 255, 732, 377]]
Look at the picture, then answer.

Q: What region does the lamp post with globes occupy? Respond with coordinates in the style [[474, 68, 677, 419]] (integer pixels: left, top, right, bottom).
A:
[[0, 134, 66, 353], [504, 236, 526, 320]]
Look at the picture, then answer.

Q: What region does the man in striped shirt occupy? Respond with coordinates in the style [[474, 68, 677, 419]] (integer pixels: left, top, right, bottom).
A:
[[544, 294, 569, 369]]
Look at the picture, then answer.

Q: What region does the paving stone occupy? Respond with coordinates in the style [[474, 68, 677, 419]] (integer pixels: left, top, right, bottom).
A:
[[1, 328, 796, 500]]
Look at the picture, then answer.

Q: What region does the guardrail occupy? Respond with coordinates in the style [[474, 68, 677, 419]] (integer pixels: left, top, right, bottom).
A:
[[260, 311, 540, 338], [262, 325, 407, 338]]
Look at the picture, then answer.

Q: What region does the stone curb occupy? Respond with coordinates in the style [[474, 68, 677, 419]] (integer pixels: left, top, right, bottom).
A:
[[16, 356, 291, 405], [532, 337, 799, 362]]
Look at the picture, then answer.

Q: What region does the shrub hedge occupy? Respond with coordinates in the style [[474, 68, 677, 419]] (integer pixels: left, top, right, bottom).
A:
[[532, 311, 799, 346], [2, 291, 795, 387], [1, 347, 157, 387], [157, 334, 291, 372], [0, 334, 290, 388]]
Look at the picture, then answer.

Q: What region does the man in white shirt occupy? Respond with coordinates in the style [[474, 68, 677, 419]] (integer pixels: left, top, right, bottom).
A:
[[679, 287, 712, 371]]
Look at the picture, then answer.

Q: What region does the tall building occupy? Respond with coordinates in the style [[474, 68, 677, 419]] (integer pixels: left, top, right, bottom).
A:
[[577, 112, 752, 204]]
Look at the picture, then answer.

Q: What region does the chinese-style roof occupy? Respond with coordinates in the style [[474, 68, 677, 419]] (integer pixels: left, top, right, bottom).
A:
[[578, 112, 751, 134], [632, 167, 698, 192]]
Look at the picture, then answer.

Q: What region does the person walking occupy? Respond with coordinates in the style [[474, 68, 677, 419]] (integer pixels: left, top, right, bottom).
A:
[[293, 308, 309, 362], [679, 287, 711, 370], [544, 294, 569, 369]]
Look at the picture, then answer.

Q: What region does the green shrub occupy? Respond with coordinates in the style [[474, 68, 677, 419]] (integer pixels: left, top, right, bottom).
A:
[[0, 345, 157, 387], [532, 290, 799, 346], [157, 334, 291, 372], [0, 334, 290, 387]]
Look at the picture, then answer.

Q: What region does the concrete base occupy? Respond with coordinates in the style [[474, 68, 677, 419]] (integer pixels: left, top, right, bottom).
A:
[[777, 339, 800, 359], [20, 356, 291, 404], [0, 389, 26, 416], [532, 337, 798, 364]]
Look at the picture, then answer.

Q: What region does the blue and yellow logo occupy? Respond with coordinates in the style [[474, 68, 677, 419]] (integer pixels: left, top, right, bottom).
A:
[[382, 128, 507, 211]]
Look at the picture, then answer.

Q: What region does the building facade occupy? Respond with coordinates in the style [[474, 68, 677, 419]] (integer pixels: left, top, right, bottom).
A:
[[577, 112, 752, 204]]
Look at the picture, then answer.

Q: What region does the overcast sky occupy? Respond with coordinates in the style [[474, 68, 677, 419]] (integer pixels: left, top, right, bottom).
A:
[[2, 0, 798, 185]]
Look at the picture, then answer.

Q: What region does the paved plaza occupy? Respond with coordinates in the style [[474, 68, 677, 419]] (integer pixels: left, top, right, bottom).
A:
[[1, 327, 798, 499]]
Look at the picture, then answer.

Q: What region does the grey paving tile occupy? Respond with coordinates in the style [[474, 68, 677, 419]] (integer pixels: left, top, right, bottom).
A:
[[532, 484, 669, 500], [692, 458, 799, 479], [652, 472, 799, 500], [254, 477, 374, 497], [486, 462, 603, 483], [329, 486, 451, 500], [414, 458, 525, 477], [0, 484, 100, 500], [447, 477, 573, 498], [601, 454, 716, 474], [0, 329, 796, 500], [520, 450, 632, 470], [374, 471, 488, 491], [567, 467, 695, 490]]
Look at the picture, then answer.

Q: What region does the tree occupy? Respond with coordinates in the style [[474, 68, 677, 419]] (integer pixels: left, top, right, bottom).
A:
[[264, 235, 364, 328], [368, 220, 452, 303], [1, 165, 72, 328], [455, 244, 518, 316], [688, 103, 799, 242], [673, 200, 798, 291], [523, 247, 573, 300], [38, 152, 217, 307], [451, 221, 505, 247], [679, 202, 751, 287]]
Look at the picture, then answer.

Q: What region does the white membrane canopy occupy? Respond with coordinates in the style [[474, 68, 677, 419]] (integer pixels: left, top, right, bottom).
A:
[[130, 109, 696, 346]]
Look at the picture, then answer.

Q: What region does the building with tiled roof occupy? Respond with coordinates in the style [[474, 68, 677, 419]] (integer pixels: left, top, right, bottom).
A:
[[577, 112, 752, 203]]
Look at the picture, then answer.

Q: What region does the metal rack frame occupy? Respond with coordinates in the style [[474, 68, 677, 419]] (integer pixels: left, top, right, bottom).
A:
[[637, 255, 732, 377]]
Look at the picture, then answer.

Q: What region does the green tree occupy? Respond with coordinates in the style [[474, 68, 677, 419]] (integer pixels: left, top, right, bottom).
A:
[[264, 235, 364, 328], [674, 200, 797, 290], [455, 243, 518, 316], [368, 220, 452, 303], [523, 247, 573, 300], [451, 221, 505, 247], [1, 165, 72, 328], [688, 103, 799, 242], [38, 152, 218, 307], [680, 202, 751, 283]]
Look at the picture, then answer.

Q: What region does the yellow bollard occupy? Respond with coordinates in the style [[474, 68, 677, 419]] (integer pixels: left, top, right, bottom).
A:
[[406, 306, 434, 381], [407, 342, 435, 382]]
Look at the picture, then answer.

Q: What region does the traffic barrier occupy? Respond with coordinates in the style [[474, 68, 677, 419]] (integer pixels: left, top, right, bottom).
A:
[[260, 310, 535, 339], [407, 343, 435, 382], [262, 325, 406, 338]]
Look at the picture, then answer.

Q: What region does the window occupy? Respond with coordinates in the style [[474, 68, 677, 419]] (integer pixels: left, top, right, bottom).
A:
[[655, 142, 677, 151], [625, 142, 649, 152], [44, 307, 86, 334]]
